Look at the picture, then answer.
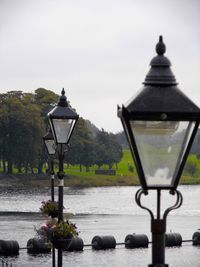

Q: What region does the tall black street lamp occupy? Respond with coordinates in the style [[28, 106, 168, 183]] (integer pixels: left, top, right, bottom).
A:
[[118, 36, 200, 266], [48, 88, 79, 267]]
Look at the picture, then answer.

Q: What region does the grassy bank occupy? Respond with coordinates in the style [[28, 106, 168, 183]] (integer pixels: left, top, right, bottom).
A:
[[1, 149, 200, 187], [33, 174, 200, 187], [1, 172, 199, 188], [179, 175, 200, 185], [30, 174, 140, 187]]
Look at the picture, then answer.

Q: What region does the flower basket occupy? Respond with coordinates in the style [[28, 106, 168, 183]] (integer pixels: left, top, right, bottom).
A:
[[35, 219, 79, 250], [49, 220, 78, 250], [40, 200, 59, 218], [50, 234, 73, 250]]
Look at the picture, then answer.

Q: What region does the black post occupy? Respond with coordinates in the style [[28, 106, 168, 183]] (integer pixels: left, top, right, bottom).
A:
[[135, 188, 183, 267], [57, 145, 64, 267], [149, 219, 167, 267], [58, 154, 64, 222], [50, 158, 55, 267], [52, 238, 56, 267], [58, 249, 63, 267], [149, 190, 168, 267], [50, 159, 55, 202]]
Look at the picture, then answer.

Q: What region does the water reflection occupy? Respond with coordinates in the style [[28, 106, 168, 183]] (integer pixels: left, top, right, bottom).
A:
[[64, 187, 87, 195], [0, 185, 199, 216]]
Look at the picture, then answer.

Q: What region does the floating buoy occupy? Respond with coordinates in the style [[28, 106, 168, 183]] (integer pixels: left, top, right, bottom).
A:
[[92, 235, 116, 250], [125, 234, 149, 249], [65, 236, 84, 251], [192, 231, 200, 246], [165, 233, 182, 247], [27, 238, 51, 253], [0, 240, 19, 255]]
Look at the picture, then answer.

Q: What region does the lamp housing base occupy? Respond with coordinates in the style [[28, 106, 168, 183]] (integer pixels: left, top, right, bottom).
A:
[[148, 264, 169, 267]]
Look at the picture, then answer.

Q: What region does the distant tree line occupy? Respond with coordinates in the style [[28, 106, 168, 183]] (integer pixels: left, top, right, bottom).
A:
[[66, 118, 123, 172], [0, 89, 123, 174]]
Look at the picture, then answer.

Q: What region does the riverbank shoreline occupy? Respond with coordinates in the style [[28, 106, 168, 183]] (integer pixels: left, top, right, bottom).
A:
[[0, 173, 199, 188]]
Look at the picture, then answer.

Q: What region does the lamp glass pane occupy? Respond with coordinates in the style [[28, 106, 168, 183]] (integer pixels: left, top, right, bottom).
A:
[[130, 120, 195, 187], [45, 139, 56, 155], [52, 118, 75, 144]]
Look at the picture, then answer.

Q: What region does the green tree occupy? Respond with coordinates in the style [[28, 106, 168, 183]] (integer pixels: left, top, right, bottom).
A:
[[34, 88, 58, 172], [184, 154, 200, 177], [109, 133, 123, 169], [35, 88, 58, 118], [66, 118, 94, 172], [0, 91, 45, 173], [94, 129, 123, 169]]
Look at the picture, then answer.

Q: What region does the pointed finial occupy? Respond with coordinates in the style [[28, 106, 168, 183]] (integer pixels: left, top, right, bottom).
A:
[[156, 35, 166, 55], [58, 88, 68, 107], [61, 88, 65, 96]]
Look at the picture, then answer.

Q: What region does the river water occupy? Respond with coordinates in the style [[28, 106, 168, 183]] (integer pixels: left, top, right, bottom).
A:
[[0, 185, 199, 267]]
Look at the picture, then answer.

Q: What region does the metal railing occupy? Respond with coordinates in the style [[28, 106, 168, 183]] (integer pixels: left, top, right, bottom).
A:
[[0, 258, 15, 267]]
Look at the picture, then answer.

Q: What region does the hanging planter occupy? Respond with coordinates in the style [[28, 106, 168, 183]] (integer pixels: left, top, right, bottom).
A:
[[49, 220, 78, 250], [36, 220, 79, 250], [50, 234, 73, 250], [40, 200, 59, 218]]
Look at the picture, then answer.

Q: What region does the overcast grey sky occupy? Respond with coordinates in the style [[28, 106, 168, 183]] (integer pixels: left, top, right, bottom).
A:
[[0, 0, 200, 133]]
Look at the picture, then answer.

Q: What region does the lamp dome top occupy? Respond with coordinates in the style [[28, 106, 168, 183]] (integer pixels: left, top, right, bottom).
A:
[[143, 35, 177, 86]]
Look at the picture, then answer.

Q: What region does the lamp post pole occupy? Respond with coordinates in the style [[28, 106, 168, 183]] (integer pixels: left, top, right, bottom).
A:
[[43, 129, 56, 267], [151, 190, 165, 265], [135, 188, 183, 267], [50, 158, 55, 202], [118, 36, 200, 266], [57, 146, 65, 267], [49, 157, 56, 267], [58, 146, 64, 222], [150, 190, 166, 266], [48, 157, 56, 267]]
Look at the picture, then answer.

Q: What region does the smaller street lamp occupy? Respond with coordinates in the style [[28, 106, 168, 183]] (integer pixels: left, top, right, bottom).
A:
[[47, 88, 79, 267], [118, 36, 200, 266], [43, 128, 56, 202], [43, 128, 56, 157]]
